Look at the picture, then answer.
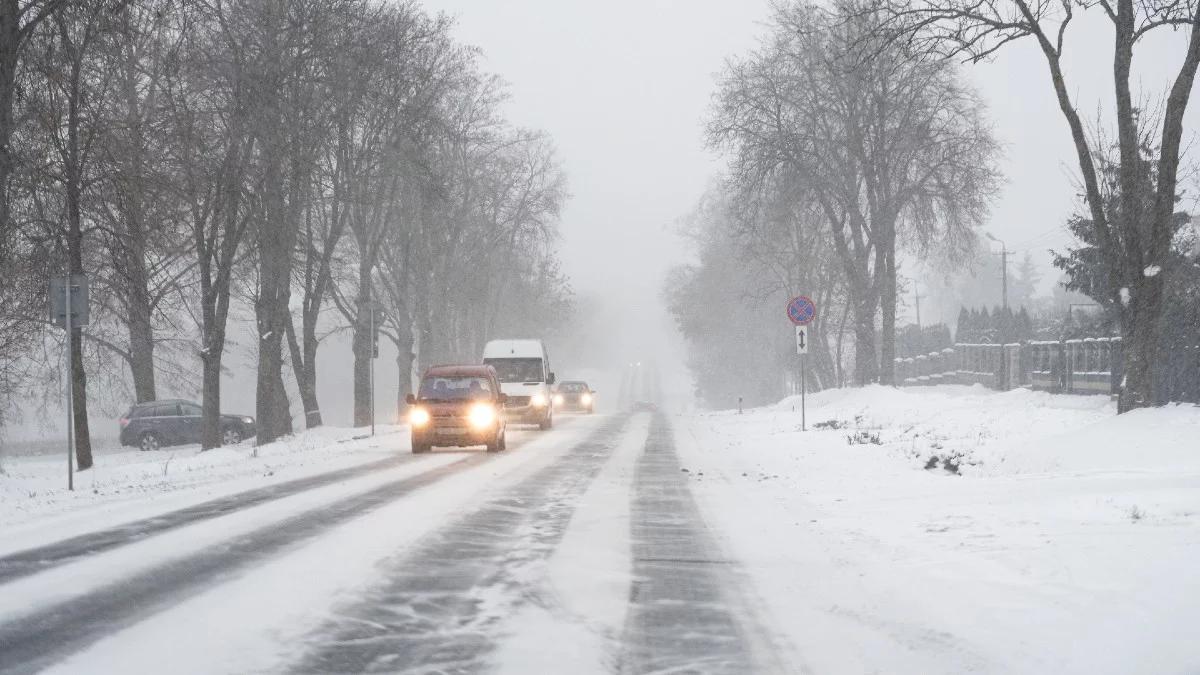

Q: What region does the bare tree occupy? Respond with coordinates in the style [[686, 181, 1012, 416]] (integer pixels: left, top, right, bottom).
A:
[[20, 0, 121, 469], [162, 0, 259, 450], [0, 0, 68, 243], [88, 0, 194, 403], [884, 0, 1200, 408], [329, 6, 455, 427], [709, 0, 999, 385]]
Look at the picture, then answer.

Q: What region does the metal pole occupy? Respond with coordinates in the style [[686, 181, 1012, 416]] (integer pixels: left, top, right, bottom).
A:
[[370, 307, 375, 437], [65, 276, 74, 491], [801, 353, 807, 431]]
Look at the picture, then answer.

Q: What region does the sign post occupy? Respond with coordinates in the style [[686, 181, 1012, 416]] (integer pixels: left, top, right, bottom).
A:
[[786, 295, 817, 431], [50, 274, 89, 490]]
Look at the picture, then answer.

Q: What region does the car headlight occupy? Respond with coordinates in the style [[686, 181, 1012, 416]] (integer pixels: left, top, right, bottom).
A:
[[409, 407, 430, 427], [531, 393, 547, 407], [581, 393, 592, 405], [468, 403, 495, 429], [242, 416, 254, 424], [553, 394, 565, 407]]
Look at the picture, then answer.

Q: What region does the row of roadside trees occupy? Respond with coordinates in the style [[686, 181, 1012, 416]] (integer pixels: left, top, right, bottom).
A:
[[670, 0, 1200, 412], [0, 0, 570, 470]]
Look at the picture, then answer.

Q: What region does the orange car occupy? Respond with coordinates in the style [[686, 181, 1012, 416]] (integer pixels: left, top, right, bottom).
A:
[[406, 365, 508, 454]]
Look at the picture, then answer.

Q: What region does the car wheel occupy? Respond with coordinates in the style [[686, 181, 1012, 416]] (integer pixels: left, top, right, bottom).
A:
[[222, 427, 242, 446], [412, 441, 431, 454], [139, 432, 161, 452], [500, 430, 507, 451], [538, 412, 552, 431], [486, 434, 501, 453]]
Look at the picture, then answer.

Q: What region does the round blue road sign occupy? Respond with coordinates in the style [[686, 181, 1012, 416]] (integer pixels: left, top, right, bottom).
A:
[[786, 295, 816, 326]]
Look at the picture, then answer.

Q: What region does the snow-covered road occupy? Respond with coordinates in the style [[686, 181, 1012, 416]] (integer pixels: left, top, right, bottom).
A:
[[0, 412, 772, 675], [2, 386, 1197, 674]]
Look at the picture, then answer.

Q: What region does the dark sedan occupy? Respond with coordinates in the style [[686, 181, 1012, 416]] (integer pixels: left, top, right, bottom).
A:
[[119, 399, 256, 451], [553, 380, 596, 413]]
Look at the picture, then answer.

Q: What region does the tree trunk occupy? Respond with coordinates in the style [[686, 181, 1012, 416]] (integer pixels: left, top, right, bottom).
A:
[[878, 247, 897, 386], [352, 270, 372, 427], [285, 315, 322, 429], [853, 294, 879, 386], [127, 308, 156, 403], [1118, 279, 1165, 411], [200, 342, 223, 450], [835, 299, 850, 388], [117, 28, 156, 403], [0, 0, 19, 243], [255, 294, 293, 443], [65, 43, 91, 470], [394, 318, 415, 420]]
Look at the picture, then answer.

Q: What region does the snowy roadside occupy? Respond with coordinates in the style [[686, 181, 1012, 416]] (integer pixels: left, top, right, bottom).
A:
[[0, 425, 409, 555], [674, 385, 1200, 674]]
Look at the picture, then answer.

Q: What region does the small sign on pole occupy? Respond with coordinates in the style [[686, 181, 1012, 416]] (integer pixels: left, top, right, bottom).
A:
[[786, 295, 817, 431], [50, 274, 88, 491], [50, 274, 90, 327]]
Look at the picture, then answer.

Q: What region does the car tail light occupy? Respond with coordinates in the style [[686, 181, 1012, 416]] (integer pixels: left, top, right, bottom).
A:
[[119, 417, 130, 428]]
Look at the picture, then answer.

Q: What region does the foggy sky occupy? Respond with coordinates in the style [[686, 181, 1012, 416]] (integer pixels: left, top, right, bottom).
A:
[[421, 0, 1197, 335]]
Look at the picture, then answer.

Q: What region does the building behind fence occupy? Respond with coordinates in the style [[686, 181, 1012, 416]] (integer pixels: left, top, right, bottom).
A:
[[895, 338, 1200, 403]]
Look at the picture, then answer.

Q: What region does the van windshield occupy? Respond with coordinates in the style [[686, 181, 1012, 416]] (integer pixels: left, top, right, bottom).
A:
[[484, 358, 544, 383]]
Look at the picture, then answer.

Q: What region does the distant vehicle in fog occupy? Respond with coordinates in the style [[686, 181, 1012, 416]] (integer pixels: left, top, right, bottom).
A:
[[553, 380, 595, 413], [483, 339, 556, 430], [406, 365, 508, 454], [119, 400, 256, 451]]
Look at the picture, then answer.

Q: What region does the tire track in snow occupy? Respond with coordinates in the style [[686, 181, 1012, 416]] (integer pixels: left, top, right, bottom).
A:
[[618, 413, 764, 674], [0, 453, 493, 675], [287, 414, 632, 674], [0, 455, 411, 585]]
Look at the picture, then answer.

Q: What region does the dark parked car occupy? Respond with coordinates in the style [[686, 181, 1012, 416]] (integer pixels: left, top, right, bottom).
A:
[[553, 380, 595, 413], [119, 399, 256, 451], [407, 365, 508, 454]]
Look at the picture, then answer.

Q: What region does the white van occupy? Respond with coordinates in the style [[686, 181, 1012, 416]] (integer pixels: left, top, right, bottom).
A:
[[482, 339, 556, 429]]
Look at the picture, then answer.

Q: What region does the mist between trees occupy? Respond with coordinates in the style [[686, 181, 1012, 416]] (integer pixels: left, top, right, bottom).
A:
[[0, 0, 571, 469], [668, 0, 1200, 412]]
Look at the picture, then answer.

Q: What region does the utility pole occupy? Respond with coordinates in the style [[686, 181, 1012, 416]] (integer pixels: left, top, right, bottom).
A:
[[914, 289, 922, 329], [985, 233, 1009, 310]]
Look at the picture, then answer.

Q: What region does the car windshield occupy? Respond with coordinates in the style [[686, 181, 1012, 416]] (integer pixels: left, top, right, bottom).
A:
[[418, 376, 493, 401], [559, 382, 587, 393], [484, 358, 544, 383]]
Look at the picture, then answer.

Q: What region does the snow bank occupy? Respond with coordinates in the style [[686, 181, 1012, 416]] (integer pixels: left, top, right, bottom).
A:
[[676, 386, 1200, 673]]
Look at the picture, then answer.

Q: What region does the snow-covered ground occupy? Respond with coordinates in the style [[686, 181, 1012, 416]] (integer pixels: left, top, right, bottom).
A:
[[0, 425, 409, 555], [675, 385, 1200, 673]]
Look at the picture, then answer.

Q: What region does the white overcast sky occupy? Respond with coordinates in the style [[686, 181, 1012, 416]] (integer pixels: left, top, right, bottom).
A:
[[419, 0, 1196, 344]]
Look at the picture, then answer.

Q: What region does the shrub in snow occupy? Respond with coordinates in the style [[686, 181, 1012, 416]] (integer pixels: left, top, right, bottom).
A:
[[847, 431, 881, 445]]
